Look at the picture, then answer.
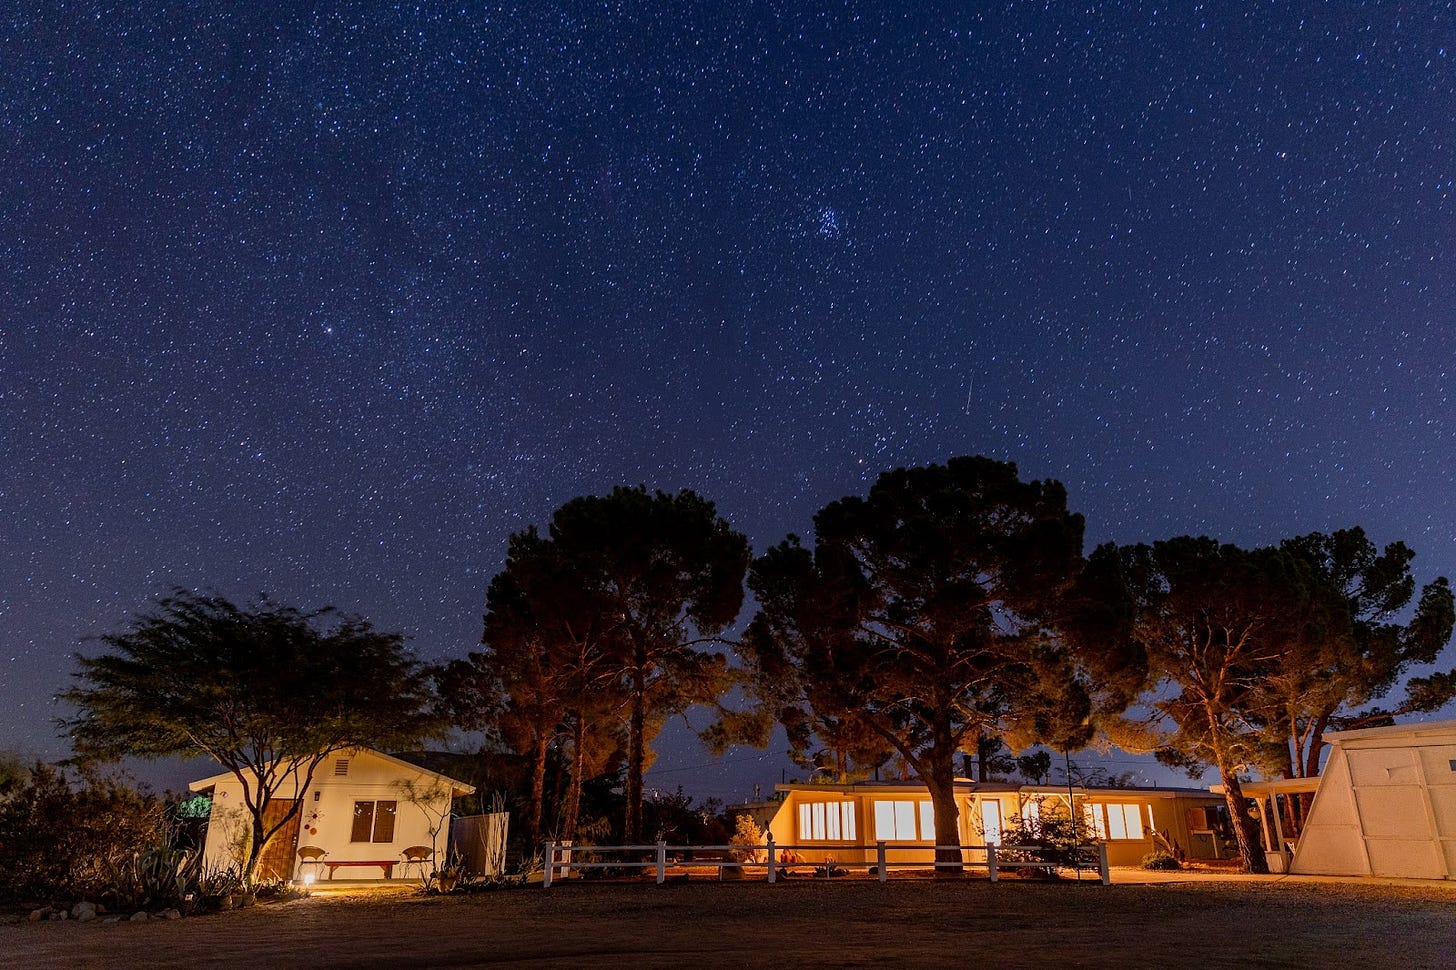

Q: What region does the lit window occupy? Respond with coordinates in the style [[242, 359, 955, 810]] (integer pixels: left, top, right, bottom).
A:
[[980, 800, 1003, 845], [1085, 803, 1146, 840], [796, 801, 855, 841], [873, 799, 933, 840], [351, 800, 397, 843]]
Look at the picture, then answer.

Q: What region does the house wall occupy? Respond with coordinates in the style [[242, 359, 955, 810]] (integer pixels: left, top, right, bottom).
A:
[[769, 784, 1224, 870], [198, 752, 456, 880]]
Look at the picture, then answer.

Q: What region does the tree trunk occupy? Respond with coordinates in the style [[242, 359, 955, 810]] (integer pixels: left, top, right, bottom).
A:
[[926, 747, 963, 876], [625, 662, 647, 844], [527, 735, 548, 848], [562, 716, 586, 842], [1218, 766, 1269, 874], [244, 810, 267, 885]]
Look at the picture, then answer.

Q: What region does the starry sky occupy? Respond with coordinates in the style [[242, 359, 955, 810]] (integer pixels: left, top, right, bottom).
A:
[[4, 3, 1455, 800]]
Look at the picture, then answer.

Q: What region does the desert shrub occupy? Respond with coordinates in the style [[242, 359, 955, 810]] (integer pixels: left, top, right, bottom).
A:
[[1141, 851, 1182, 871], [0, 763, 171, 904], [728, 813, 766, 863], [998, 798, 1099, 870], [192, 860, 245, 910]]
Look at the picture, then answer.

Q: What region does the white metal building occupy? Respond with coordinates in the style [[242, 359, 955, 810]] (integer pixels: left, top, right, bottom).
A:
[[1291, 720, 1456, 879]]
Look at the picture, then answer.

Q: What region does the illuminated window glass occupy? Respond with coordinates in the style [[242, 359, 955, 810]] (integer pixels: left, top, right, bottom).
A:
[[918, 801, 935, 841], [798, 800, 855, 842], [1083, 804, 1108, 840], [1085, 803, 1146, 840], [981, 800, 1003, 845]]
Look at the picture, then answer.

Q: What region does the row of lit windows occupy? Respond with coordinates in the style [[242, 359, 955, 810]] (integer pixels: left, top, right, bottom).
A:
[[794, 798, 1146, 843]]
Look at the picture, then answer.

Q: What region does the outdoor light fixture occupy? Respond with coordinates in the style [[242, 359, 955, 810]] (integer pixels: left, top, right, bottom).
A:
[[303, 873, 316, 885]]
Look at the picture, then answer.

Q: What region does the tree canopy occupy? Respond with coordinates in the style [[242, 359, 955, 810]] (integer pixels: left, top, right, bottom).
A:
[[1090, 537, 1349, 872], [439, 526, 626, 846], [62, 590, 443, 883], [540, 486, 749, 843], [738, 456, 1123, 871], [1259, 528, 1455, 778]]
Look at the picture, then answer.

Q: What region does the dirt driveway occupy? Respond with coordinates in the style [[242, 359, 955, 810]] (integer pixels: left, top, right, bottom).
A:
[[4, 875, 1454, 969]]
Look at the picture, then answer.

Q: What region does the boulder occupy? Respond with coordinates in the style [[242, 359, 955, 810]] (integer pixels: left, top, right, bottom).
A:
[[28, 908, 49, 922], [129, 911, 150, 922], [160, 909, 182, 920], [71, 901, 98, 922]]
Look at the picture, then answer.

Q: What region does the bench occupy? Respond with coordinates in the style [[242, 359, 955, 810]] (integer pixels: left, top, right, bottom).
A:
[[323, 860, 397, 879]]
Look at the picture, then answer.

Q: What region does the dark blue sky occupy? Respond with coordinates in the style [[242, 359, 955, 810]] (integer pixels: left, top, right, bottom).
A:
[[4, 3, 1454, 798]]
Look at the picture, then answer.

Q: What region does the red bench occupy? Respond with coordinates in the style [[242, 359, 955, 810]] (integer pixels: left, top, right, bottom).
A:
[[323, 860, 397, 879]]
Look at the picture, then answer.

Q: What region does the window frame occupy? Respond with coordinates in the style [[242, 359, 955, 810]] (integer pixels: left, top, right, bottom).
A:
[[796, 799, 857, 842], [872, 798, 935, 841], [350, 799, 398, 844]]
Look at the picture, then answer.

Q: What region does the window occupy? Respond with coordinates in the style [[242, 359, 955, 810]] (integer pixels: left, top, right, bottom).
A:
[[797, 800, 856, 841], [351, 800, 397, 843], [980, 800, 1004, 845], [873, 799, 934, 840], [1084, 802, 1145, 841]]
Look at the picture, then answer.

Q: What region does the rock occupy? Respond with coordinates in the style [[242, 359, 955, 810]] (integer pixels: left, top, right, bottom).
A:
[[160, 909, 182, 920], [217, 894, 234, 911], [50, 911, 68, 921], [28, 908, 49, 922], [103, 916, 124, 924], [72, 901, 98, 922], [129, 911, 150, 922]]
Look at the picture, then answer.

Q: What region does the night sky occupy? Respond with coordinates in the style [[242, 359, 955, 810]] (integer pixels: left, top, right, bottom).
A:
[[4, 4, 1455, 800]]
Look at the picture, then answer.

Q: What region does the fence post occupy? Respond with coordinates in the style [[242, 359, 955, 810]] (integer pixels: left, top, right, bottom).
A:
[[766, 834, 776, 884], [656, 841, 667, 884], [1097, 842, 1109, 885], [876, 840, 887, 882], [543, 841, 554, 889], [987, 843, 998, 883]]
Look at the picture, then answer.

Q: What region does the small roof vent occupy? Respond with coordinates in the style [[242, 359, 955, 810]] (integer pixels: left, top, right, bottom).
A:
[[334, 758, 350, 777]]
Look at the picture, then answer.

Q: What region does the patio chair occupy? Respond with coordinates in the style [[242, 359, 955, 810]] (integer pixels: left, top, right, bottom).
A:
[[297, 845, 328, 881], [400, 845, 434, 880]]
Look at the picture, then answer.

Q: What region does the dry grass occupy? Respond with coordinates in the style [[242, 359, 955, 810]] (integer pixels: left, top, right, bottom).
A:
[[4, 875, 1454, 968]]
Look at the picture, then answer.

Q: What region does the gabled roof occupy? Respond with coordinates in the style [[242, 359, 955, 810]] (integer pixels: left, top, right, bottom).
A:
[[188, 746, 475, 796]]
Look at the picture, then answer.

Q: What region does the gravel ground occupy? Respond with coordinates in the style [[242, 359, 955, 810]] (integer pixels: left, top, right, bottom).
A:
[[4, 875, 1454, 969]]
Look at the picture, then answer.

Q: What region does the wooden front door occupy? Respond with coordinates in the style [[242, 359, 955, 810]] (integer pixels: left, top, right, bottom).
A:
[[257, 799, 301, 882]]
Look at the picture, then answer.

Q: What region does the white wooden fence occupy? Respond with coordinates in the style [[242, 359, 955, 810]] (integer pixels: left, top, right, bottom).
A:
[[541, 834, 1109, 887]]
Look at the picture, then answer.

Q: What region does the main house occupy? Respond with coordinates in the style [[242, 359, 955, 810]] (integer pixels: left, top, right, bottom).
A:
[[190, 747, 475, 882], [759, 779, 1230, 868]]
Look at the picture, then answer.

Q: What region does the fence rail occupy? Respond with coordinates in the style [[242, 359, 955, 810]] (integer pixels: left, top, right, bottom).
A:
[[541, 836, 1109, 887]]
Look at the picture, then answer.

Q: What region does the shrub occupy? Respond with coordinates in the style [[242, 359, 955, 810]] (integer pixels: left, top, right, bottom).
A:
[[1141, 851, 1182, 871], [0, 763, 171, 904], [998, 798, 1099, 871], [728, 813, 766, 863]]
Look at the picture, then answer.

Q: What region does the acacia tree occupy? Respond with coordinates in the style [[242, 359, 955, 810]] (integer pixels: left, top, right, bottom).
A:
[[546, 486, 749, 843], [1259, 528, 1455, 780], [1092, 538, 1347, 873], [62, 591, 443, 883], [742, 457, 1122, 872]]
